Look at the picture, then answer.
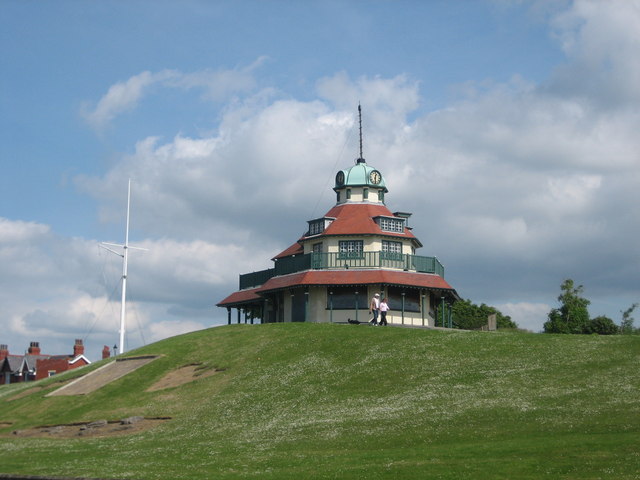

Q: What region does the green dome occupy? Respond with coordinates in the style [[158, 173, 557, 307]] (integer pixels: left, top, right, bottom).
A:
[[334, 160, 387, 192]]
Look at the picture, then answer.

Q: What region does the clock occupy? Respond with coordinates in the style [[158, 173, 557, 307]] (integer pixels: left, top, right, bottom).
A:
[[336, 171, 345, 186], [369, 170, 381, 185]]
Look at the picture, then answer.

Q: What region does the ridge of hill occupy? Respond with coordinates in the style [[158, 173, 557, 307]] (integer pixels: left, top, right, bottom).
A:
[[1, 323, 638, 479]]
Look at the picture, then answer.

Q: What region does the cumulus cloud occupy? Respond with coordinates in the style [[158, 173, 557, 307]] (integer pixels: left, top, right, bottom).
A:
[[548, 0, 640, 105], [0, 216, 266, 358], [81, 59, 266, 131]]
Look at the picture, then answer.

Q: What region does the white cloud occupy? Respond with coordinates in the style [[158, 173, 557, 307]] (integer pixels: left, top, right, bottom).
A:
[[82, 71, 169, 130], [82, 60, 265, 131], [147, 320, 209, 344], [495, 302, 552, 332], [548, 0, 640, 105]]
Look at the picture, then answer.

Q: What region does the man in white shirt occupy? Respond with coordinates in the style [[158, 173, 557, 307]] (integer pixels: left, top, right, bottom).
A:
[[369, 293, 380, 325]]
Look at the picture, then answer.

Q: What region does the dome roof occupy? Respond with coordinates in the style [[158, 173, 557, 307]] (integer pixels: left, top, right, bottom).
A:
[[334, 159, 387, 192]]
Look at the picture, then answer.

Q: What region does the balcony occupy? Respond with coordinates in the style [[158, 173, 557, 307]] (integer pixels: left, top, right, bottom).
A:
[[239, 251, 445, 290]]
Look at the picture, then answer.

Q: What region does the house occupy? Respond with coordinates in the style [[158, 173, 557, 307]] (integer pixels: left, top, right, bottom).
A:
[[217, 119, 460, 326], [0, 340, 92, 385]]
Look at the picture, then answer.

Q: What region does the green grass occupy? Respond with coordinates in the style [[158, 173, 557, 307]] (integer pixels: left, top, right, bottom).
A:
[[1, 323, 639, 479]]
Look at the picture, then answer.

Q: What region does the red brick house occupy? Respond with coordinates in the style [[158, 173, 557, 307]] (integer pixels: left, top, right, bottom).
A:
[[0, 340, 91, 385]]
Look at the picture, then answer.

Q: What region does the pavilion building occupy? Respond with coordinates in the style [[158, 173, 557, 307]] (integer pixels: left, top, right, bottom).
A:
[[217, 142, 460, 326]]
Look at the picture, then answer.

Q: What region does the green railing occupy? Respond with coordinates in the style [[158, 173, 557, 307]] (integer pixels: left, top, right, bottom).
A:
[[239, 251, 444, 289], [239, 268, 275, 290]]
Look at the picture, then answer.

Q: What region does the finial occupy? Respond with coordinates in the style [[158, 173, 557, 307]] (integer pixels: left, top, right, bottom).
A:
[[357, 103, 365, 164]]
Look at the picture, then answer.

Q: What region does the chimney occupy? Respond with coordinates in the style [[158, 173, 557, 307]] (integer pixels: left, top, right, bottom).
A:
[[73, 339, 85, 357], [102, 345, 111, 360], [28, 341, 41, 355], [0, 344, 8, 361]]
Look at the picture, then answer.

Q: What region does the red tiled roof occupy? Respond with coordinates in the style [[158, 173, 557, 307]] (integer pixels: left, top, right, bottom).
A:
[[216, 287, 262, 307], [272, 203, 421, 259], [272, 241, 304, 260], [257, 270, 457, 295], [321, 203, 418, 239]]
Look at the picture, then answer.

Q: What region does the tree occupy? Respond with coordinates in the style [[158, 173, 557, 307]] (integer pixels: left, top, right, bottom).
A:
[[543, 279, 590, 334], [452, 299, 517, 330], [620, 303, 638, 334], [584, 315, 618, 335]]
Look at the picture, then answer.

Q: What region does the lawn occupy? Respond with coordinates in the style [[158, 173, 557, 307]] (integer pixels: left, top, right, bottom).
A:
[[1, 323, 638, 479]]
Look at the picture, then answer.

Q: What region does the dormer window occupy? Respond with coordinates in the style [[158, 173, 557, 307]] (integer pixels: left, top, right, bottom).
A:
[[376, 216, 405, 233], [309, 221, 323, 236], [307, 217, 335, 236]]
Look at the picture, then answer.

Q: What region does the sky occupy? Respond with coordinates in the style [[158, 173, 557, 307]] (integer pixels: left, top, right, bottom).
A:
[[1, 0, 639, 360]]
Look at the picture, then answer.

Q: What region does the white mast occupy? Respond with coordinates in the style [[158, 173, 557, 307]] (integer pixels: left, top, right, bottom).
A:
[[119, 179, 131, 354], [101, 179, 147, 355]]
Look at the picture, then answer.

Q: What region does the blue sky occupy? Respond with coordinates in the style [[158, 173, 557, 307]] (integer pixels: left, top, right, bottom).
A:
[[1, 0, 639, 359]]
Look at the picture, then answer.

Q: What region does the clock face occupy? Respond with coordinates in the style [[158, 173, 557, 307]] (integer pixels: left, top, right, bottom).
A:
[[369, 170, 381, 185], [336, 171, 345, 186]]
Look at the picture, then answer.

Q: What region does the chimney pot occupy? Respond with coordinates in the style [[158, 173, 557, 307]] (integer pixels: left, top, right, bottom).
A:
[[102, 345, 111, 360], [28, 341, 41, 355], [73, 339, 85, 357]]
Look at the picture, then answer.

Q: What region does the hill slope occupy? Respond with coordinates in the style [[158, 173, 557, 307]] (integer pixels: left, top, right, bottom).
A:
[[1, 323, 639, 479]]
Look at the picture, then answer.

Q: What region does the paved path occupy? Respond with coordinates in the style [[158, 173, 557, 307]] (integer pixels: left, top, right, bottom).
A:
[[47, 356, 158, 396]]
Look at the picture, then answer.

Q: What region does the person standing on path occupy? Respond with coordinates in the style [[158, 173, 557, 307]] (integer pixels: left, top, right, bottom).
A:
[[379, 297, 389, 326], [369, 293, 380, 325]]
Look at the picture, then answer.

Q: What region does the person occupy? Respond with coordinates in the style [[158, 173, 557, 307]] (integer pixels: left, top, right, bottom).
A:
[[379, 297, 389, 326], [369, 293, 380, 325]]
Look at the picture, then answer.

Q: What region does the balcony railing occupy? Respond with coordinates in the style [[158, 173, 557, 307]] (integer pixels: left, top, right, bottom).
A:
[[239, 251, 444, 290]]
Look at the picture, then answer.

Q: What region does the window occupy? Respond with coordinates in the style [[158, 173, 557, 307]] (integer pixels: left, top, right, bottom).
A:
[[377, 217, 404, 233], [338, 240, 363, 258], [308, 220, 324, 236], [381, 240, 403, 261], [363, 188, 368, 200], [378, 190, 384, 202], [312, 242, 323, 253], [387, 287, 420, 312], [326, 286, 366, 310], [382, 240, 402, 254], [346, 189, 351, 199]]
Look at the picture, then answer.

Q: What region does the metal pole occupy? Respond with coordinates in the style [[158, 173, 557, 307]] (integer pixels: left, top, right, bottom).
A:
[[401, 292, 406, 325], [441, 297, 445, 327], [118, 179, 131, 354]]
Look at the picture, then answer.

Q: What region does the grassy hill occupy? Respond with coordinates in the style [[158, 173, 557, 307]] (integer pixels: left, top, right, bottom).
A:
[[1, 323, 638, 479]]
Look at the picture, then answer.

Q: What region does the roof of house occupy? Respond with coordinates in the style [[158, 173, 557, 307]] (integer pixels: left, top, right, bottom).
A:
[[321, 203, 417, 239], [217, 287, 263, 307], [217, 269, 459, 308], [1, 353, 91, 375], [273, 203, 421, 260], [2, 355, 23, 372], [272, 241, 304, 260], [257, 269, 456, 294]]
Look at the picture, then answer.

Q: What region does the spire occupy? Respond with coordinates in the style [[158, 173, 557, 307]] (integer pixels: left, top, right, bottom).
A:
[[357, 103, 365, 164]]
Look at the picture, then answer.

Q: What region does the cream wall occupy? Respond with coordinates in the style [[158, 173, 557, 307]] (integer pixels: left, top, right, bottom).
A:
[[337, 187, 383, 204]]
